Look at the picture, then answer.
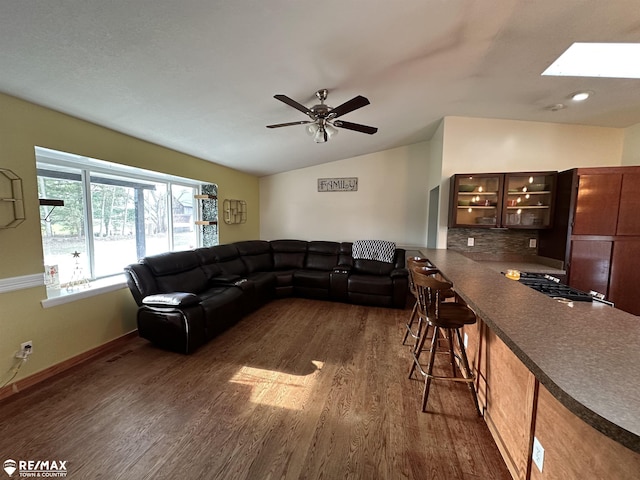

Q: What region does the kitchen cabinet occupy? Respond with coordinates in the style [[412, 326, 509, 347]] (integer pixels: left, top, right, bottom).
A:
[[502, 172, 557, 228], [572, 173, 622, 235], [449, 171, 556, 229], [449, 173, 503, 228], [539, 166, 640, 315], [568, 239, 612, 298], [617, 173, 640, 235], [608, 239, 640, 315]]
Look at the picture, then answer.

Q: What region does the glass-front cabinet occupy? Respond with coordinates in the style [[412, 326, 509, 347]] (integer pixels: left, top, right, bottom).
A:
[[449, 171, 557, 229], [449, 174, 504, 228], [502, 172, 556, 229]]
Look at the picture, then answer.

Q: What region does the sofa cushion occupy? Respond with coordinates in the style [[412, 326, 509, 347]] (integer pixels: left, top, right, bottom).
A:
[[353, 258, 395, 276], [348, 274, 394, 296], [143, 251, 209, 293], [236, 240, 274, 273], [270, 240, 307, 270], [305, 241, 340, 271], [209, 244, 247, 277], [144, 250, 199, 276], [294, 269, 331, 289], [194, 247, 224, 280]]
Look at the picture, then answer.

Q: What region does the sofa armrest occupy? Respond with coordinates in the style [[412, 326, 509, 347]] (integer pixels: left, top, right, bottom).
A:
[[208, 275, 243, 286], [390, 268, 408, 279], [142, 292, 201, 308]]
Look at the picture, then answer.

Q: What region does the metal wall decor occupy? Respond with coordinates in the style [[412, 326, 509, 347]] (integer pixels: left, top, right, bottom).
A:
[[223, 199, 247, 225], [0, 168, 26, 228], [317, 177, 358, 192]]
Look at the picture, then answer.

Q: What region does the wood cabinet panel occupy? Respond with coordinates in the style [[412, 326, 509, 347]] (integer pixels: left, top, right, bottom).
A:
[[568, 240, 612, 298], [572, 174, 622, 235], [530, 385, 640, 480], [608, 240, 640, 315], [617, 173, 640, 235], [463, 321, 485, 409], [483, 329, 537, 480]]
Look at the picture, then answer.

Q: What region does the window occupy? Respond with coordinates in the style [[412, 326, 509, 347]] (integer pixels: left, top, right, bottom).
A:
[[36, 147, 215, 295]]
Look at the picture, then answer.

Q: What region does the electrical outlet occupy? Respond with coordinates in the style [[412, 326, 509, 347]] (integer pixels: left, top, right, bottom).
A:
[[463, 333, 469, 348], [467, 237, 475, 247], [532, 436, 544, 473], [15, 341, 33, 359], [529, 238, 537, 248]]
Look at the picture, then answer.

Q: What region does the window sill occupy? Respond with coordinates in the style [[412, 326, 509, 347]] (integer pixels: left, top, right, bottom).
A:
[[41, 275, 128, 309]]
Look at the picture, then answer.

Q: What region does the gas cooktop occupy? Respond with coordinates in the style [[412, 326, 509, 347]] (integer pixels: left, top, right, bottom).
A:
[[506, 272, 594, 302]]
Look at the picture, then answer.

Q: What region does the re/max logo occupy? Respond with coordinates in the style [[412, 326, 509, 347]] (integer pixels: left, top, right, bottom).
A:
[[19, 461, 67, 471]]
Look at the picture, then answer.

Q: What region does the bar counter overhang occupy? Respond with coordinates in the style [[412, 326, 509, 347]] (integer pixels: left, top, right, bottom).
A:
[[419, 248, 640, 455]]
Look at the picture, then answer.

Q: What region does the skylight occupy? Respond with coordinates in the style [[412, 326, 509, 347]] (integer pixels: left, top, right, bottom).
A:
[[542, 43, 640, 79]]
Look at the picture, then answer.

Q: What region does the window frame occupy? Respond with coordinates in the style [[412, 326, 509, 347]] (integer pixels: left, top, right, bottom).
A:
[[35, 146, 212, 287]]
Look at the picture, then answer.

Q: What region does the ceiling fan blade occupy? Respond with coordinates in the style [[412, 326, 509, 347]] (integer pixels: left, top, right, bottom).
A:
[[274, 94, 312, 116], [333, 120, 378, 135], [266, 121, 313, 129], [329, 95, 370, 119]]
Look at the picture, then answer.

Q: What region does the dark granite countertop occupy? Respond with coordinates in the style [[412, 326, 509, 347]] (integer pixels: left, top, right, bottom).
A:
[[419, 248, 640, 454]]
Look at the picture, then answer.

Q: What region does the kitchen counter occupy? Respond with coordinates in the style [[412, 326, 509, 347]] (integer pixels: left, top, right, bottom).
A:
[[419, 248, 640, 454], [476, 260, 564, 276]]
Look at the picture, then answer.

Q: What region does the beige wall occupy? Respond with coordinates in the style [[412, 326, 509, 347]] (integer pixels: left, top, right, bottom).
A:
[[434, 116, 625, 246], [260, 142, 430, 247], [622, 122, 640, 166], [0, 93, 259, 384]]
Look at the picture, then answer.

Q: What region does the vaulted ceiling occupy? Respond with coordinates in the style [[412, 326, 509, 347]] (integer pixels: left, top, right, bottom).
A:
[[1, 1, 639, 176]]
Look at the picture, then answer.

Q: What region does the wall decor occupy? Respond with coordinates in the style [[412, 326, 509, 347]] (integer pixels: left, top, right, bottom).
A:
[[223, 199, 247, 225], [0, 167, 26, 228], [317, 177, 358, 192]]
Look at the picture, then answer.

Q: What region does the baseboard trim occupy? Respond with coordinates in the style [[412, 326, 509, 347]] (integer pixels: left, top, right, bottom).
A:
[[0, 330, 138, 401]]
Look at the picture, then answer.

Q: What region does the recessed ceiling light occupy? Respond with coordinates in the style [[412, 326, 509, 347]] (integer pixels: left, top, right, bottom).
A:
[[542, 43, 640, 79], [570, 91, 593, 101]]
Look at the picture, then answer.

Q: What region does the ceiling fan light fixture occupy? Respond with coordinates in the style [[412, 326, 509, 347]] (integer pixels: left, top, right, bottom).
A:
[[306, 123, 319, 136], [267, 89, 377, 142], [313, 126, 328, 143]]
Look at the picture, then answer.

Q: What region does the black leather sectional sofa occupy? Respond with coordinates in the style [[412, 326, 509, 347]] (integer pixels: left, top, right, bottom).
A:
[[125, 240, 408, 353]]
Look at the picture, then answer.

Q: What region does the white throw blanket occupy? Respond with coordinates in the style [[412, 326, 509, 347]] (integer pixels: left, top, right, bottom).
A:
[[352, 240, 396, 263]]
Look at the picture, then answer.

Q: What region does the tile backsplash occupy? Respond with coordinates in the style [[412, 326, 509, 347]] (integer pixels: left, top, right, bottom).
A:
[[447, 228, 538, 256]]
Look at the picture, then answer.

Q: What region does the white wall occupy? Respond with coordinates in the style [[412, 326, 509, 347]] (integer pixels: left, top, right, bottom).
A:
[[259, 142, 430, 247], [428, 120, 446, 248], [622, 122, 640, 166], [435, 116, 625, 246]]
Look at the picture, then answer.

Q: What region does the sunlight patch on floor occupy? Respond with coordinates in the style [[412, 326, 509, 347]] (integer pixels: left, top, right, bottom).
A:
[[229, 361, 324, 410]]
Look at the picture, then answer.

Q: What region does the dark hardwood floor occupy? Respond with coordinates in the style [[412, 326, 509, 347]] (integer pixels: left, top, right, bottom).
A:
[[0, 298, 510, 479]]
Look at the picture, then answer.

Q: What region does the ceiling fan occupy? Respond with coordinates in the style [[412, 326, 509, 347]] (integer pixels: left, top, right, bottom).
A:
[[266, 89, 378, 143]]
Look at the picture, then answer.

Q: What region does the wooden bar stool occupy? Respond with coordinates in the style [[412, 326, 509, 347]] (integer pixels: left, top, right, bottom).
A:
[[408, 270, 480, 415], [402, 257, 436, 346]]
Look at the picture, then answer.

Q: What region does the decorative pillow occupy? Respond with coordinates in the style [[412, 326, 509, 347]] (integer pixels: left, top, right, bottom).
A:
[[352, 240, 396, 263]]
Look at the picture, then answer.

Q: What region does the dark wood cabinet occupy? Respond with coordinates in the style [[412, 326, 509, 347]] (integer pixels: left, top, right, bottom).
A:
[[572, 173, 622, 235], [616, 173, 640, 235], [449, 173, 504, 228], [540, 166, 640, 316], [502, 172, 557, 229], [449, 171, 556, 229], [608, 240, 640, 315], [568, 240, 612, 298]]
